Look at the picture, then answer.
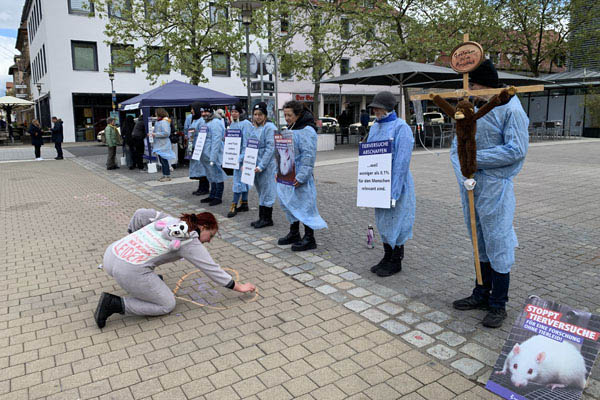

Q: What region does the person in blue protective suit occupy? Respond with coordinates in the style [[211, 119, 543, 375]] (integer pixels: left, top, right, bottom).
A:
[[186, 103, 210, 196], [199, 104, 227, 206], [227, 104, 253, 218], [150, 108, 177, 182], [277, 101, 328, 251], [367, 91, 416, 277], [248, 102, 277, 229], [451, 60, 529, 329]]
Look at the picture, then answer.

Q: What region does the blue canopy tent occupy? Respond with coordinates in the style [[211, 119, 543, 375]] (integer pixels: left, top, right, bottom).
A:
[[118, 80, 239, 162]]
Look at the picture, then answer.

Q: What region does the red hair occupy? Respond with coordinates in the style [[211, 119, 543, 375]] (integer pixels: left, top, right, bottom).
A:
[[180, 212, 218, 233]]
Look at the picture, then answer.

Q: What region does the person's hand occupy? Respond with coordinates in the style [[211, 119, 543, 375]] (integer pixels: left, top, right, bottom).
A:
[[254, 167, 261, 173], [463, 178, 476, 191], [233, 282, 256, 293], [210, 162, 214, 166], [293, 179, 300, 187]]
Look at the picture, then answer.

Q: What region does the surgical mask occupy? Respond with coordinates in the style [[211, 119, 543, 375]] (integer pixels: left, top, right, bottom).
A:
[[377, 111, 392, 121]]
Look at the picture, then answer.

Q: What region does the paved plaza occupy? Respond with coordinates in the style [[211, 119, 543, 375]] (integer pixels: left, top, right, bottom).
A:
[[1, 139, 599, 399]]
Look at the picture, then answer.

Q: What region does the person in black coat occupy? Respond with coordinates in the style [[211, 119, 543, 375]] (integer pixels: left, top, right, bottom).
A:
[[51, 117, 64, 160], [28, 119, 44, 160], [131, 118, 146, 169], [121, 115, 136, 169]]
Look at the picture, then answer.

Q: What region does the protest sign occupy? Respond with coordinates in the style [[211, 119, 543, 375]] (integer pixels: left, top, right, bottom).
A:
[[486, 296, 600, 400], [222, 129, 242, 169], [241, 138, 258, 186], [191, 126, 208, 161], [275, 133, 295, 186], [356, 140, 392, 208]]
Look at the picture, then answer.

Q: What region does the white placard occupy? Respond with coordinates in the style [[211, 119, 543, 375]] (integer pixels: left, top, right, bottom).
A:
[[191, 126, 208, 161], [356, 140, 393, 209], [222, 129, 242, 170], [241, 138, 259, 186]]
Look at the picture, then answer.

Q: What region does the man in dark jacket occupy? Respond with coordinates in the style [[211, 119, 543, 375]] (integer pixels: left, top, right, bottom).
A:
[[51, 117, 64, 160], [131, 117, 146, 169], [360, 109, 370, 140], [28, 119, 44, 160]]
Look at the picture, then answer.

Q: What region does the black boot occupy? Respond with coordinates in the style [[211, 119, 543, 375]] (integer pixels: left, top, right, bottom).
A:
[[483, 270, 509, 328], [192, 180, 203, 195], [251, 206, 263, 227], [94, 292, 124, 329], [254, 206, 273, 229], [292, 225, 317, 251], [278, 221, 301, 245], [376, 245, 403, 277], [158, 274, 164, 281], [227, 202, 238, 218], [370, 243, 393, 273], [236, 200, 249, 212], [209, 182, 224, 206], [453, 261, 493, 310]]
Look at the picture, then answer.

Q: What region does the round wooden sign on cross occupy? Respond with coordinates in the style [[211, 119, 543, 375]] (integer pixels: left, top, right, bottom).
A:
[[450, 41, 484, 73]]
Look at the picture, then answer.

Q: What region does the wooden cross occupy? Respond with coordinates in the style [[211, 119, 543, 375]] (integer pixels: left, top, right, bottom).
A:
[[410, 34, 544, 285]]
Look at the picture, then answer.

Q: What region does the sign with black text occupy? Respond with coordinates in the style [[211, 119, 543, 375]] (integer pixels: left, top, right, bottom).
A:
[[222, 129, 242, 170], [486, 296, 600, 400], [191, 126, 208, 161], [356, 140, 392, 208], [241, 138, 259, 186]]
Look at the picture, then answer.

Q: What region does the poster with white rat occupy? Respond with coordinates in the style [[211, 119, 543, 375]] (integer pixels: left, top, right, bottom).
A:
[[275, 132, 295, 186], [486, 295, 600, 400]]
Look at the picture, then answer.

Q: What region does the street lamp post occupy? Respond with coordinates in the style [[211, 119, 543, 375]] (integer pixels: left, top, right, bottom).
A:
[[35, 83, 42, 120], [232, 1, 263, 116], [108, 70, 116, 111]]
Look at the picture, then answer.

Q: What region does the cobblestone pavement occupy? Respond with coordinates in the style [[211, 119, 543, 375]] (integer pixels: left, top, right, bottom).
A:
[[0, 158, 511, 400], [2, 139, 599, 399], [0, 146, 74, 162]]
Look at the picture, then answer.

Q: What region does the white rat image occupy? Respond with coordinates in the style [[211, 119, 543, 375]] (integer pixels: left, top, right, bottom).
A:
[[496, 334, 587, 390], [278, 147, 292, 176]]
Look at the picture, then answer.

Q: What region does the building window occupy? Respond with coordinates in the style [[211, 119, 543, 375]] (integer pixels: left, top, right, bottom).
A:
[[340, 58, 350, 75], [341, 18, 351, 40], [212, 53, 230, 77], [486, 51, 500, 65], [147, 46, 170, 75], [239, 53, 257, 78], [280, 54, 293, 80], [71, 41, 98, 71], [41, 45, 47, 75], [111, 44, 135, 73], [281, 13, 290, 33], [68, 0, 94, 15], [209, 2, 228, 23], [554, 55, 566, 68], [108, 0, 132, 18]]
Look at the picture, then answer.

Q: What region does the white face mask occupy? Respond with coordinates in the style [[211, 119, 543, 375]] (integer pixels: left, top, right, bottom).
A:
[[377, 111, 392, 121]]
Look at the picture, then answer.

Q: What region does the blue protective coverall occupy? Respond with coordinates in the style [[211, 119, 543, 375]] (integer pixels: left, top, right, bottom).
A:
[[230, 119, 253, 193], [188, 117, 206, 179], [367, 112, 416, 247], [450, 96, 529, 274], [277, 126, 328, 230], [152, 119, 176, 161], [203, 117, 227, 183], [247, 121, 277, 206]]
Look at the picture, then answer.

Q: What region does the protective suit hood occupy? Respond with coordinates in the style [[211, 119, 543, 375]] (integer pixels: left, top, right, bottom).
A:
[[289, 111, 317, 131]]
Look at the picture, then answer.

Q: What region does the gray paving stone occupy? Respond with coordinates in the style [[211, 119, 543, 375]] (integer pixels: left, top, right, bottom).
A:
[[426, 344, 457, 361], [347, 288, 372, 298], [389, 294, 408, 303], [363, 295, 385, 306], [283, 267, 303, 276], [459, 343, 499, 366], [436, 331, 467, 347], [326, 266, 347, 275], [424, 311, 451, 324], [329, 292, 349, 303], [377, 303, 404, 316], [339, 271, 361, 281], [380, 320, 410, 335], [397, 312, 421, 325], [406, 302, 431, 314], [450, 358, 484, 376], [401, 331, 435, 348], [320, 274, 343, 284], [305, 279, 324, 288], [415, 322, 443, 335], [298, 263, 316, 271], [316, 285, 338, 295], [360, 309, 389, 323], [293, 273, 314, 283], [344, 300, 371, 313]]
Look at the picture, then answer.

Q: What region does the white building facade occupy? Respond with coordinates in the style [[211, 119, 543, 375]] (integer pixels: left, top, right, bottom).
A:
[[23, 0, 389, 142]]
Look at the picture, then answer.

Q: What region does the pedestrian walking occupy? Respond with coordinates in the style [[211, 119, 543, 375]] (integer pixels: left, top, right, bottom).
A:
[[28, 119, 44, 160], [248, 102, 277, 229], [150, 108, 176, 182], [187, 103, 210, 196], [367, 91, 416, 277], [93, 209, 256, 328], [451, 60, 529, 328], [199, 104, 227, 206], [360, 109, 370, 140], [105, 117, 120, 170], [277, 101, 328, 251], [131, 117, 146, 170], [121, 115, 136, 169], [227, 104, 252, 218], [50, 117, 64, 160]]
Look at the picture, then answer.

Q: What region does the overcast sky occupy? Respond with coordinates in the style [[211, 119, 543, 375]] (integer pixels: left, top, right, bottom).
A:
[[0, 0, 26, 96]]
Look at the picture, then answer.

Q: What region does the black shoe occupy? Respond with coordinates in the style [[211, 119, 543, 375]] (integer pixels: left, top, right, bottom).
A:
[[55, 157, 64, 160], [254, 207, 273, 229], [94, 292, 124, 329], [129, 166, 135, 170], [227, 203, 238, 218], [291, 226, 316, 251], [193, 189, 209, 196], [376, 245, 403, 277], [158, 274, 164, 281], [236, 201, 249, 212], [200, 197, 213, 203], [251, 206, 264, 227], [208, 198, 222, 206], [453, 295, 489, 311], [370, 243, 393, 273], [278, 222, 301, 245], [482, 307, 507, 328]]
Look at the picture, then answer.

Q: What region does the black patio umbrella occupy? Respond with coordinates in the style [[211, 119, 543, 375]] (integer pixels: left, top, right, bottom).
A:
[[402, 70, 549, 89]]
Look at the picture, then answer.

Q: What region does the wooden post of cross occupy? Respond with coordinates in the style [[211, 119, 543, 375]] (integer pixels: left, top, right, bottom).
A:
[[410, 34, 544, 285]]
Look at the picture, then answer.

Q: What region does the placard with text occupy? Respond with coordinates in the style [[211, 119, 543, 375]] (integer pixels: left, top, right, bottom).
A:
[[275, 133, 296, 186], [356, 140, 392, 208], [191, 126, 208, 161], [222, 129, 242, 170], [241, 138, 259, 186]]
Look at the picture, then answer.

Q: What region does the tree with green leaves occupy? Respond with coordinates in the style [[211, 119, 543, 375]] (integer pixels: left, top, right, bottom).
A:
[[92, 0, 245, 85], [271, 0, 367, 118]]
